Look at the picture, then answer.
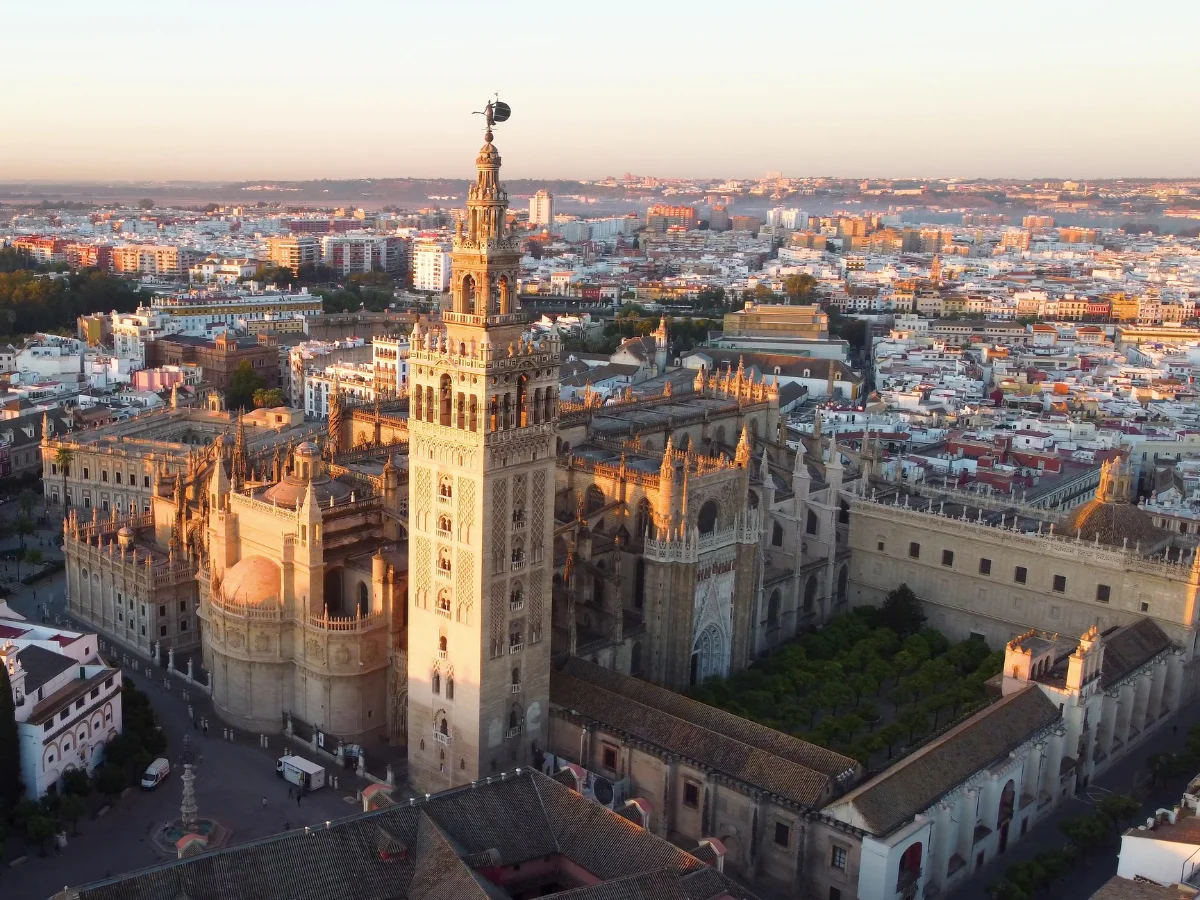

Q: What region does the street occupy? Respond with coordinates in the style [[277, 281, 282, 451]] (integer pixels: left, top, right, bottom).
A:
[[1, 501, 367, 899], [946, 700, 1200, 900]]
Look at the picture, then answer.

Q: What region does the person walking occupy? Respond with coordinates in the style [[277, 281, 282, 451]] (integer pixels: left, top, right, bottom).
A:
[[296, 792, 302, 807], [262, 796, 268, 810]]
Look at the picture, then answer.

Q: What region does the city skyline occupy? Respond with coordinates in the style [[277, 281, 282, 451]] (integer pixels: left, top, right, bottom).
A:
[[2, 0, 1198, 182]]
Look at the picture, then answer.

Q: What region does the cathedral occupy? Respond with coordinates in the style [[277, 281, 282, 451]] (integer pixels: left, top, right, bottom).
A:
[[54, 108, 852, 803]]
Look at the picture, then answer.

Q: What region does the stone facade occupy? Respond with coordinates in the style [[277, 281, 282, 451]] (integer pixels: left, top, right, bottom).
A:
[[406, 120, 559, 794]]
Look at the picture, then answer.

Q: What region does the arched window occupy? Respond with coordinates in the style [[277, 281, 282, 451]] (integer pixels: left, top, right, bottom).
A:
[[512, 666, 521, 685], [531, 387, 542, 424], [837, 565, 849, 604], [636, 497, 653, 539], [543, 390, 553, 422], [439, 375, 453, 426], [438, 547, 452, 574], [517, 374, 528, 427], [432, 670, 441, 694], [748, 489, 759, 509], [772, 521, 784, 546], [714, 425, 726, 446], [998, 779, 1016, 826], [838, 499, 850, 525], [502, 393, 512, 429], [698, 500, 718, 535], [425, 385, 435, 423], [439, 635, 448, 655], [678, 433, 690, 451], [508, 708, 519, 730], [437, 589, 452, 613], [461, 274, 476, 314], [498, 275, 511, 313], [634, 558, 646, 609], [439, 716, 448, 736], [456, 392, 466, 429], [358, 582, 369, 616], [767, 589, 781, 627], [469, 395, 478, 432], [584, 485, 605, 515], [804, 576, 818, 611], [438, 514, 452, 536], [446, 676, 454, 700], [806, 510, 819, 536], [439, 476, 453, 499]]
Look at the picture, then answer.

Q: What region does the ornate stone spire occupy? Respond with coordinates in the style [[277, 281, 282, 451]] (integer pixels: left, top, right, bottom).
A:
[[232, 411, 247, 490], [180, 764, 198, 834], [326, 376, 343, 457], [735, 421, 753, 467]]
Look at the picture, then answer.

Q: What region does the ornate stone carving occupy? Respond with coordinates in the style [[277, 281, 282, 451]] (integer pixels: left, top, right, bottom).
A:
[[492, 478, 507, 574], [254, 631, 271, 652], [227, 629, 245, 650], [333, 646, 350, 666], [306, 639, 325, 663], [531, 470, 546, 555]]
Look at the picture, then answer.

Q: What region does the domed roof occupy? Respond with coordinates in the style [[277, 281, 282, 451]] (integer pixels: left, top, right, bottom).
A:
[[1062, 499, 1166, 549], [261, 471, 352, 509], [221, 556, 281, 607]]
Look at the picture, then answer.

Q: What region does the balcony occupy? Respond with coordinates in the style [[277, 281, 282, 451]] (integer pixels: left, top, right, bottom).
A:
[[437, 494, 452, 506], [438, 649, 448, 660], [509, 600, 524, 612], [512, 511, 527, 528], [434, 731, 452, 746], [510, 557, 526, 572], [509, 642, 524, 655], [511, 683, 522, 694], [436, 527, 452, 540], [506, 725, 524, 739], [435, 606, 452, 619], [436, 566, 451, 580]]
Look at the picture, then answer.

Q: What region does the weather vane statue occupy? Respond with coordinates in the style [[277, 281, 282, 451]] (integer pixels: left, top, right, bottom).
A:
[[474, 93, 511, 140]]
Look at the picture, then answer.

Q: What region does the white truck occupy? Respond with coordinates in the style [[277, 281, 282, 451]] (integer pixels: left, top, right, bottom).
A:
[[276, 755, 325, 791]]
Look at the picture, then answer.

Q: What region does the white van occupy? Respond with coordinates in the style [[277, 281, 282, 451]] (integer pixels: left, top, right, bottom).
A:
[[141, 757, 170, 790]]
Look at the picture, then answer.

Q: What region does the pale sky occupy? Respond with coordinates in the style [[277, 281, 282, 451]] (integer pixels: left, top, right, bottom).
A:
[[1, 0, 1197, 182]]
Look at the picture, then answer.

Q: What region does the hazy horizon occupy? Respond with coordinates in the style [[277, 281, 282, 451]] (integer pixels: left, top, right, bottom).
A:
[[3, 0, 1198, 182]]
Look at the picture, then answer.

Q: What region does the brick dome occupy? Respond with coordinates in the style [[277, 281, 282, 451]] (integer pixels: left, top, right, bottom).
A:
[[221, 555, 281, 607]]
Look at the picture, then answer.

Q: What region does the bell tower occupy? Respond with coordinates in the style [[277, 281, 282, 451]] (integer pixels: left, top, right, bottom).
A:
[[407, 99, 561, 794]]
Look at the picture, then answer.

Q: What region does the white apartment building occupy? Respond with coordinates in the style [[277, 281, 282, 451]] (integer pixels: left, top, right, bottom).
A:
[[529, 190, 554, 226], [286, 337, 370, 406], [371, 336, 409, 397], [148, 289, 322, 333], [305, 362, 377, 418], [188, 256, 258, 285], [111, 308, 183, 366], [320, 234, 408, 277], [411, 239, 451, 292], [0, 616, 122, 799]]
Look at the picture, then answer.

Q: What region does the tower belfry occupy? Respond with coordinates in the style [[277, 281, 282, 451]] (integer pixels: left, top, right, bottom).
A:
[[408, 99, 560, 793]]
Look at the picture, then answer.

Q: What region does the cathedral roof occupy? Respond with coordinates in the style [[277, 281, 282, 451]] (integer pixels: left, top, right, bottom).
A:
[[67, 769, 754, 900], [553, 658, 858, 807], [1061, 498, 1166, 548], [220, 556, 281, 607]]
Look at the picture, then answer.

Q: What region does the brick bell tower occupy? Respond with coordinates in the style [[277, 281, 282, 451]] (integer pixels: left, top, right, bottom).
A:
[[406, 99, 561, 793]]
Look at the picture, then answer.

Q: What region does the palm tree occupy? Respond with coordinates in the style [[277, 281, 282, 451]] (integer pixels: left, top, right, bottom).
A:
[[53, 447, 74, 509]]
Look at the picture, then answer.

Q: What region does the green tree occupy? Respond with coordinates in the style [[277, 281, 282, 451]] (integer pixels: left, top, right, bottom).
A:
[[136, 198, 154, 210], [898, 706, 931, 742], [878, 584, 926, 637], [13, 514, 33, 550], [252, 388, 285, 409], [820, 682, 855, 716], [0, 656, 21, 810], [877, 723, 906, 759], [247, 265, 295, 285], [1096, 794, 1141, 830], [61, 767, 92, 797], [25, 814, 55, 856], [783, 273, 818, 303], [18, 489, 35, 518], [24, 548, 43, 573], [93, 764, 127, 801], [54, 446, 75, 508], [226, 361, 266, 411], [59, 794, 86, 835]]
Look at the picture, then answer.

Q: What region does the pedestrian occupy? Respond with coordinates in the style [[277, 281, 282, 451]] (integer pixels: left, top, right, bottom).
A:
[[204, 722, 208, 736], [296, 792, 302, 807], [262, 796, 267, 809]]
